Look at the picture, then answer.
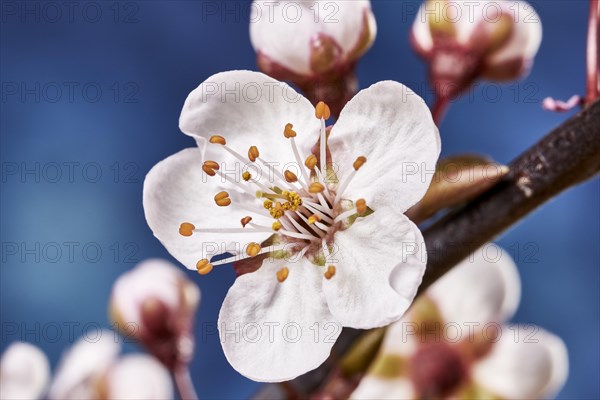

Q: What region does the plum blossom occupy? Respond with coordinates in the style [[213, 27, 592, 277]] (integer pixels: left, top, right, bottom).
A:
[[143, 70, 440, 381], [411, 0, 542, 113], [250, 0, 377, 116], [0, 342, 50, 400], [351, 245, 568, 400]]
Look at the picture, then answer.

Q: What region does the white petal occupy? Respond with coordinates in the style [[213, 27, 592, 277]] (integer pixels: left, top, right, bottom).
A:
[[427, 244, 521, 326], [351, 376, 415, 400], [218, 257, 341, 382], [179, 70, 320, 171], [487, 1, 542, 66], [48, 332, 120, 400], [328, 81, 440, 212], [472, 325, 568, 399], [0, 342, 50, 400], [143, 147, 274, 269], [323, 208, 426, 329], [105, 354, 173, 400]]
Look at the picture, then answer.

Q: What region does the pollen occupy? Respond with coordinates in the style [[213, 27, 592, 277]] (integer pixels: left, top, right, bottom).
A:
[[270, 202, 285, 219], [315, 101, 331, 120], [214, 191, 231, 207], [308, 214, 321, 225], [283, 123, 297, 138], [179, 222, 195, 237], [356, 198, 367, 215], [324, 265, 336, 280], [284, 170, 298, 183], [309, 182, 325, 193], [276, 267, 289, 282], [209, 135, 226, 145], [241, 216, 252, 227], [305, 154, 318, 170], [272, 221, 282, 231], [353, 156, 367, 171], [202, 160, 220, 176], [263, 199, 273, 209], [242, 171, 252, 181], [246, 242, 261, 257], [196, 259, 213, 275], [248, 146, 259, 162]]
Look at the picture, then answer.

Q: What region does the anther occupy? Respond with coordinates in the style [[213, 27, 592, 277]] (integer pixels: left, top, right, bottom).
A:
[[353, 156, 367, 171], [283, 123, 297, 138], [196, 259, 213, 275], [241, 216, 252, 227], [324, 265, 336, 280], [209, 135, 227, 145], [214, 191, 231, 207], [284, 170, 298, 183], [276, 267, 289, 282], [242, 171, 252, 181], [248, 146, 259, 162], [315, 101, 331, 120], [263, 200, 273, 209], [305, 154, 318, 170], [202, 160, 220, 176], [246, 242, 261, 257], [179, 222, 195, 237], [308, 214, 321, 225], [356, 199, 367, 215], [309, 182, 325, 193], [272, 221, 282, 231]]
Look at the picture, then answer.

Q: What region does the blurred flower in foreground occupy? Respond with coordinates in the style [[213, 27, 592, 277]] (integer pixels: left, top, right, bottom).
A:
[[412, 0, 542, 120], [352, 245, 568, 399], [0, 342, 50, 400], [250, 0, 377, 117], [110, 259, 200, 369], [47, 332, 172, 399], [144, 70, 440, 381]]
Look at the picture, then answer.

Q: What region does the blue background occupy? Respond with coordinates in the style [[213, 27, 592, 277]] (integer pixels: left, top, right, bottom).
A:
[[1, 1, 598, 398]]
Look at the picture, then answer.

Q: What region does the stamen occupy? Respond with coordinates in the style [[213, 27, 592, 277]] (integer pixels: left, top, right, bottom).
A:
[[301, 204, 334, 223], [196, 259, 213, 275], [284, 213, 316, 237], [302, 199, 334, 218], [356, 198, 367, 215], [263, 199, 273, 209], [333, 200, 367, 223], [334, 156, 367, 204], [202, 160, 220, 176], [179, 222, 195, 237], [319, 117, 327, 174], [209, 135, 226, 145], [242, 171, 252, 181], [248, 146, 259, 162], [272, 221, 282, 231], [353, 156, 367, 170], [308, 214, 321, 225], [296, 212, 325, 237], [246, 242, 261, 257], [241, 216, 252, 227], [324, 265, 336, 280], [210, 244, 292, 267], [276, 267, 289, 282], [309, 182, 325, 193], [289, 137, 312, 188], [284, 170, 298, 183], [283, 123, 297, 138], [305, 154, 318, 170], [214, 191, 231, 207], [315, 101, 331, 120]]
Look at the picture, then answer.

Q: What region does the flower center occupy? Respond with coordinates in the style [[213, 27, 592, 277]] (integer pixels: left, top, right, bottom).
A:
[[179, 102, 370, 282]]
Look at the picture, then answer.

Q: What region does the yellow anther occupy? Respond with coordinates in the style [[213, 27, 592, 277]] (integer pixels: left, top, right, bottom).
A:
[[179, 222, 195, 237], [353, 156, 367, 171], [242, 171, 252, 181], [209, 135, 226, 145], [214, 191, 231, 207], [263, 200, 273, 209], [241, 216, 252, 227], [308, 214, 321, 225], [269, 202, 285, 219], [202, 160, 220, 176], [324, 265, 336, 280], [248, 146, 259, 162], [305, 154, 318, 170], [284, 170, 298, 183], [309, 182, 325, 193], [315, 101, 331, 120], [276, 267, 290, 282], [246, 242, 261, 257], [196, 259, 213, 275], [356, 198, 367, 215], [283, 123, 297, 138], [272, 221, 282, 231]]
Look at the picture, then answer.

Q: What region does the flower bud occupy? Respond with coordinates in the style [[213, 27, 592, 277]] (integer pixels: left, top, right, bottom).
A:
[[109, 259, 200, 368], [102, 355, 173, 400], [0, 342, 50, 400]]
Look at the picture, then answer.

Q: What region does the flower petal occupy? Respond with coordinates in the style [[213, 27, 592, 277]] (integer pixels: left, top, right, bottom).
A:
[[105, 355, 173, 400], [218, 257, 341, 382], [323, 208, 426, 329], [0, 342, 50, 400], [472, 325, 568, 399], [351, 376, 415, 400], [179, 70, 320, 171], [427, 244, 521, 326], [328, 81, 440, 212], [143, 147, 274, 269]]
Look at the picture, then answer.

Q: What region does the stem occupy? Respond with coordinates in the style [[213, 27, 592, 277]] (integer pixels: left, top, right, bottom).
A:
[[174, 365, 198, 400], [431, 96, 450, 125], [587, 0, 599, 103]]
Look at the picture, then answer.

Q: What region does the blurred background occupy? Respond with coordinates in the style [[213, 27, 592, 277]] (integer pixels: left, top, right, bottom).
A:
[[1, 0, 598, 398]]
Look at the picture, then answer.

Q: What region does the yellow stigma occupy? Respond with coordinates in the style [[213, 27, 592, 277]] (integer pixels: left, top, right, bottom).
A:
[[284, 170, 298, 183], [241, 216, 252, 227], [242, 171, 252, 181], [209, 135, 226, 145], [246, 242, 261, 257], [263, 199, 273, 209], [276, 267, 289, 282], [309, 182, 325, 193], [308, 214, 321, 225], [214, 191, 231, 207], [202, 160, 220, 176], [248, 146, 259, 162], [272, 221, 282, 231], [196, 259, 213, 275], [324, 265, 336, 280], [269, 202, 285, 219], [315, 101, 331, 120], [353, 156, 367, 171], [356, 198, 367, 215], [283, 123, 297, 138], [286, 191, 302, 210], [305, 154, 318, 170], [179, 222, 195, 237]]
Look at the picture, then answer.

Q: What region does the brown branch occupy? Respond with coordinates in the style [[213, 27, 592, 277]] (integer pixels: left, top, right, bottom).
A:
[[253, 100, 600, 399]]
